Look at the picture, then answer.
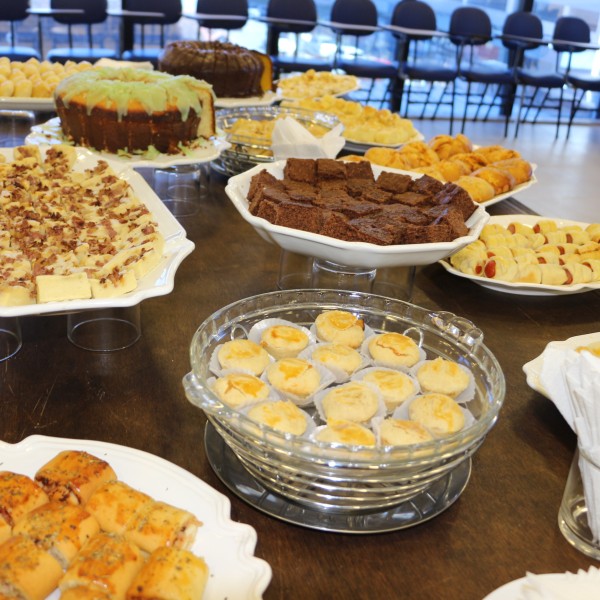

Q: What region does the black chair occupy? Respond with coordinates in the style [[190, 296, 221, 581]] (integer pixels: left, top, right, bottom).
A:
[[387, 0, 458, 132], [46, 0, 118, 64], [263, 0, 331, 78], [120, 0, 182, 67], [327, 0, 398, 106], [185, 0, 248, 42], [515, 16, 588, 138], [0, 1, 40, 61]]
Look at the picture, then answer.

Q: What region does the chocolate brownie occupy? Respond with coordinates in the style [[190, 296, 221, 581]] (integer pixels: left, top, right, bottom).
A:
[[284, 158, 316, 183], [434, 183, 477, 220], [316, 158, 347, 180], [345, 160, 375, 180], [376, 171, 412, 193]]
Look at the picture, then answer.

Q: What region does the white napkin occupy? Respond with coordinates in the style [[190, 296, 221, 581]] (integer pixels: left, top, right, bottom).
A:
[[271, 117, 345, 161], [94, 58, 155, 71], [517, 567, 600, 599], [539, 345, 600, 540]]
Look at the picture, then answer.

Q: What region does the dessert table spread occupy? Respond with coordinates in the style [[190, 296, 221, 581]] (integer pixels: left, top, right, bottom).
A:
[[1, 113, 599, 600]]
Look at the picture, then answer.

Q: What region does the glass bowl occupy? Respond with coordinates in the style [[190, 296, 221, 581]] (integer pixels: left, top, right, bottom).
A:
[[212, 105, 340, 176], [183, 290, 505, 514]]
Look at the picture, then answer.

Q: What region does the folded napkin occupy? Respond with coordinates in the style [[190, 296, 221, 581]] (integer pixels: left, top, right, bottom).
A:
[[539, 344, 600, 540], [517, 567, 600, 600], [94, 58, 154, 71], [271, 117, 345, 161]]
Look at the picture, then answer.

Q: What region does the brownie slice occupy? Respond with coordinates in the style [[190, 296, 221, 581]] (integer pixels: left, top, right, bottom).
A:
[[313, 190, 382, 219], [434, 183, 477, 220], [394, 222, 454, 244], [284, 158, 317, 183], [345, 160, 375, 180], [316, 158, 346, 181], [375, 171, 412, 193], [428, 205, 469, 239], [258, 199, 325, 233], [361, 187, 394, 205], [247, 170, 283, 214], [284, 180, 318, 204], [409, 174, 446, 195], [346, 178, 377, 198], [383, 203, 431, 225], [390, 191, 433, 208]]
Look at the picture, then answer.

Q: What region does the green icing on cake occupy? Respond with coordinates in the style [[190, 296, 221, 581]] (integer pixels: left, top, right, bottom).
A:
[[55, 67, 215, 120]]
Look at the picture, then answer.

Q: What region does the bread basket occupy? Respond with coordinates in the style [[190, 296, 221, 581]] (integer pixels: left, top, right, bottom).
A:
[[183, 290, 505, 522]]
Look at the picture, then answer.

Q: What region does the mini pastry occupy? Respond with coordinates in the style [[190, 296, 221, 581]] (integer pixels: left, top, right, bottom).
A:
[[59, 532, 143, 598], [0, 471, 49, 527], [408, 393, 465, 436], [12, 501, 100, 568], [361, 369, 417, 410], [260, 324, 309, 359], [415, 357, 470, 398], [472, 166, 515, 195], [217, 339, 270, 375], [314, 420, 376, 446], [212, 372, 270, 409], [125, 546, 209, 600], [428, 133, 472, 159], [473, 144, 520, 163], [60, 588, 111, 600], [368, 332, 421, 368], [34, 450, 117, 505], [266, 357, 321, 398], [0, 518, 10, 544], [321, 382, 380, 424], [311, 343, 363, 376], [314, 310, 365, 348], [247, 400, 308, 435], [454, 175, 495, 203], [482, 255, 518, 281], [379, 418, 434, 446], [492, 157, 532, 185]]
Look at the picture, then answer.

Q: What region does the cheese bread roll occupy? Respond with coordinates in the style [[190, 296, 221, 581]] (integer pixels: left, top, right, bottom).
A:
[[0, 471, 49, 527], [315, 309, 365, 348]]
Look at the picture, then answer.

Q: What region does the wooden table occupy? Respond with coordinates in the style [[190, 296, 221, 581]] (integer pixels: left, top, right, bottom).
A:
[[1, 114, 598, 600]]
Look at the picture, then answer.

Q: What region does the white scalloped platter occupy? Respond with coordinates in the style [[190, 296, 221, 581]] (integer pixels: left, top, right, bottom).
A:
[[225, 159, 489, 269], [0, 435, 272, 600], [0, 146, 195, 318], [0, 96, 55, 111], [522, 332, 600, 399], [26, 117, 230, 168], [215, 91, 279, 108], [439, 215, 600, 296]]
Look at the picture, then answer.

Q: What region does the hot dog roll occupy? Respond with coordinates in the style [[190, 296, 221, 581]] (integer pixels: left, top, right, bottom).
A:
[[544, 230, 568, 245], [533, 219, 558, 234], [125, 546, 209, 600], [59, 532, 143, 599], [507, 222, 534, 236], [514, 263, 542, 284], [0, 535, 63, 600], [564, 262, 593, 284], [35, 450, 117, 505], [86, 481, 153, 535], [124, 502, 201, 554], [535, 251, 560, 265], [585, 223, 600, 242], [13, 502, 100, 568], [485, 245, 513, 260], [565, 230, 590, 245], [511, 247, 538, 265], [521, 232, 546, 249], [582, 259, 600, 280], [539, 264, 569, 285], [482, 256, 518, 281], [0, 471, 49, 527]]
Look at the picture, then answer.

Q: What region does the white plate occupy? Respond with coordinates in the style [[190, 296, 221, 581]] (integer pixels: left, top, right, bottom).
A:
[[276, 77, 361, 102], [0, 435, 272, 600], [522, 332, 600, 398], [0, 146, 195, 318], [0, 96, 55, 111], [343, 130, 425, 154], [225, 159, 489, 269], [439, 215, 600, 296], [26, 117, 230, 168], [215, 91, 279, 108]]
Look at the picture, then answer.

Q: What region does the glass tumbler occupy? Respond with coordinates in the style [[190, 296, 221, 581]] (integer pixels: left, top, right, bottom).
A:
[[558, 447, 600, 560]]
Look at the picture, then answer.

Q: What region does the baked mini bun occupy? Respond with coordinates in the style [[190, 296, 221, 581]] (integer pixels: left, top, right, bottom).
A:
[[449, 151, 489, 172], [454, 175, 496, 203], [212, 372, 270, 409], [473, 144, 520, 163], [415, 357, 470, 398], [408, 393, 465, 436], [368, 332, 421, 368], [314, 420, 376, 446], [321, 381, 380, 423], [428, 133, 472, 159], [247, 400, 308, 435], [260, 324, 309, 359], [491, 158, 532, 185], [266, 357, 321, 398], [472, 165, 516, 195], [379, 418, 434, 446], [436, 159, 470, 182], [314, 310, 365, 348], [217, 339, 270, 375], [311, 343, 363, 376], [361, 369, 417, 410]]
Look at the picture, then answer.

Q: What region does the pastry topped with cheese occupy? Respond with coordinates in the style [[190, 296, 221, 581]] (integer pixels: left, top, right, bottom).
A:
[[260, 324, 309, 359], [314, 420, 376, 447], [379, 418, 434, 446], [314, 309, 365, 348], [217, 339, 270, 376], [408, 393, 465, 437], [321, 381, 380, 424], [0, 471, 49, 527], [360, 368, 417, 410], [266, 357, 321, 398], [311, 343, 363, 376], [368, 332, 421, 368], [212, 372, 270, 408], [415, 357, 470, 398], [247, 400, 308, 436]]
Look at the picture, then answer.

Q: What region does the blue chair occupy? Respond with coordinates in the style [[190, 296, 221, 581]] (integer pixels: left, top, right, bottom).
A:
[[264, 0, 332, 78], [388, 0, 458, 132], [46, 0, 118, 64], [0, 1, 40, 61], [329, 0, 399, 106], [120, 0, 182, 67], [515, 16, 588, 138]]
